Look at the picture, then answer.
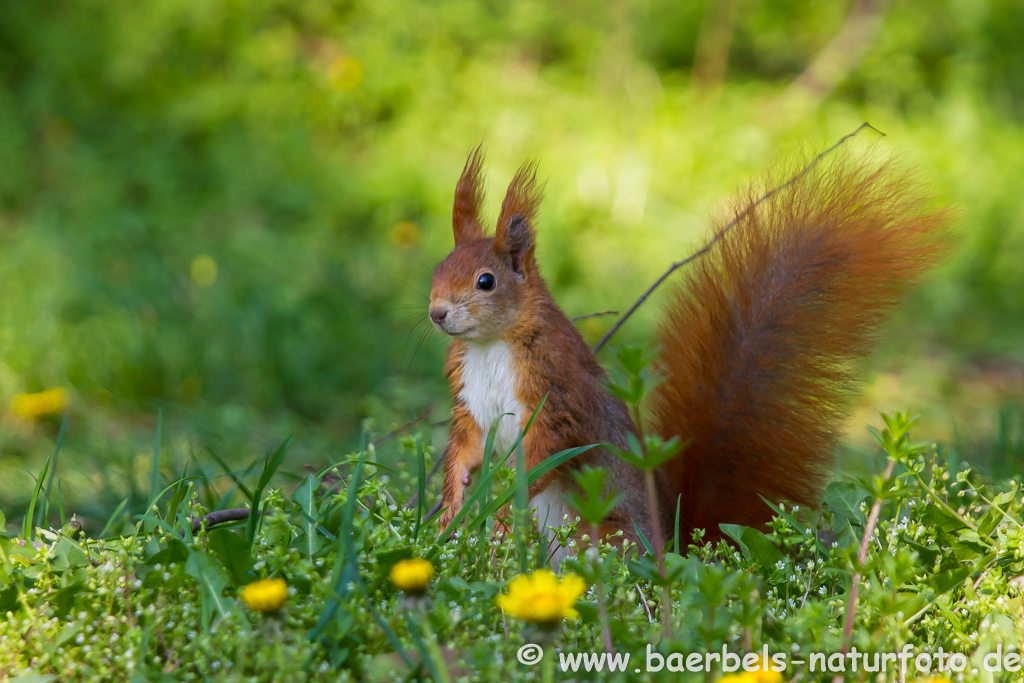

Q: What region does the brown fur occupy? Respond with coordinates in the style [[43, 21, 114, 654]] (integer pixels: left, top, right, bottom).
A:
[[650, 157, 951, 541], [433, 153, 646, 531], [452, 147, 486, 245], [432, 150, 951, 546]]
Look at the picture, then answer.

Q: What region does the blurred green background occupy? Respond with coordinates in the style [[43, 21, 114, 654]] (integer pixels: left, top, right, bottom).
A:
[[1, 0, 1023, 530]]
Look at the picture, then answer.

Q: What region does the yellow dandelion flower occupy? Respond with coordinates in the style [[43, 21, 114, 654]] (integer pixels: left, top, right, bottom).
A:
[[241, 578, 288, 613], [717, 664, 781, 683], [716, 674, 758, 683], [389, 221, 420, 249], [327, 55, 363, 91], [10, 388, 67, 420], [495, 569, 585, 625], [389, 558, 434, 593], [717, 656, 782, 683], [749, 656, 782, 683], [190, 254, 218, 288]]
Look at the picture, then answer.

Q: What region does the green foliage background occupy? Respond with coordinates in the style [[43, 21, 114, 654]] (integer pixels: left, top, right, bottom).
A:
[[1, 0, 1023, 527]]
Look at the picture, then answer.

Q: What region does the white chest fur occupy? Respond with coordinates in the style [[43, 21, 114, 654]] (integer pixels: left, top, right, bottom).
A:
[[458, 340, 527, 458], [458, 340, 570, 566]]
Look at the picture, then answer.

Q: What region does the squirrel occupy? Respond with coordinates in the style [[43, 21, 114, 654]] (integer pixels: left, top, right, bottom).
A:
[[429, 147, 949, 562]]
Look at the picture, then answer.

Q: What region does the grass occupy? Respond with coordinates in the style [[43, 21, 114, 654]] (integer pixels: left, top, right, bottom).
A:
[[0, 410, 1022, 682]]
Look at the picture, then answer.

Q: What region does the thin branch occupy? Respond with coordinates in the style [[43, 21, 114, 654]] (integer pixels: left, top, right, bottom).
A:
[[189, 508, 260, 533], [372, 408, 433, 447], [592, 122, 884, 354], [570, 310, 620, 322], [404, 455, 444, 509], [636, 584, 655, 623], [832, 457, 895, 683]]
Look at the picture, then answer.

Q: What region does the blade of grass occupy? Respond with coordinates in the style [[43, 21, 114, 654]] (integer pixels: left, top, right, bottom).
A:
[[246, 435, 293, 545], [368, 603, 414, 670], [674, 495, 682, 555], [215, 457, 261, 511], [23, 416, 67, 539], [319, 458, 398, 477], [438, 397, 547, 541], [40, 414, 68, 528], [148, 409, 163, 507], [405, 614, 451, 683], [413, 438, 426, 541], [207, 447, 256, 502], [165, 461, 192, 528], [292, 474, 321, 559], [515, 439, 529, 573], [476, 421, 500, 574], [99, 498, 130, 539], [56, 481, 67, 527], [633, 520, 655, 555], [308, 451, 366, 642], [445, 444, 595, 543]]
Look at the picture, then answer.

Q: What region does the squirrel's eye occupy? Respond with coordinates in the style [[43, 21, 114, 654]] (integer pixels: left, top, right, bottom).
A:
[[476, 272, 496, 291]]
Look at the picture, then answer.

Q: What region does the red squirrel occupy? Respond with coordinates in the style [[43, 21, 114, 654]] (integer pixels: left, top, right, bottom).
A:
[[429, 148, 949, 560]]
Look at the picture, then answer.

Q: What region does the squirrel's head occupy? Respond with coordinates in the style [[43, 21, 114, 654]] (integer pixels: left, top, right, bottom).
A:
[[429, 149, 543, 341]]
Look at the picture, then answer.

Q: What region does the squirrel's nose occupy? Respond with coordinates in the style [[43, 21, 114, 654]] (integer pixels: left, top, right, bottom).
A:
[[429, 306, 449, 325]]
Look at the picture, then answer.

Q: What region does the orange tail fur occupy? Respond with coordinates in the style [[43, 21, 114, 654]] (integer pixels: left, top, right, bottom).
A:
[[650, 155, 952, 540]]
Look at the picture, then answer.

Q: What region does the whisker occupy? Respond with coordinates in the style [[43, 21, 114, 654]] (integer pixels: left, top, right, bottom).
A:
[[406, 323, 436, 373], [401, 317, 430, 355]]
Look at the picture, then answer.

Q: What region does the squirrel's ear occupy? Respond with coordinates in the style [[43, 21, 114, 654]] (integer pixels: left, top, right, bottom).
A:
[[495, 161, 543, 275], [452, 147, 486, 246]]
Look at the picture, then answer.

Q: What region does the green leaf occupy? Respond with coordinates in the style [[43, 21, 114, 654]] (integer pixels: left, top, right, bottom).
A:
[[185, 551, 233, 628], [922, 502, 970, 533], [207, 529, 255, 585], [900, 534, 940, 565], [568, 466, 624, 526], [49, 581, 86, 619], [291, 474, 322, 559], [823, 481, 868, 528], [720, 524, 784, 568], [10, 674, 58, 683], [144, 538, 190, 566], [927, 565, 973, 595], [51, 537, 89, 572]]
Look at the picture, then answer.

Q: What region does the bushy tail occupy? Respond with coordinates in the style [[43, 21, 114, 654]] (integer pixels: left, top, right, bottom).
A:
[[649, 155, 951, 540]]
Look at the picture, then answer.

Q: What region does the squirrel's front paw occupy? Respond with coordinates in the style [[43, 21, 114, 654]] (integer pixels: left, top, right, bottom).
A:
[[437, 505, 460, 535]]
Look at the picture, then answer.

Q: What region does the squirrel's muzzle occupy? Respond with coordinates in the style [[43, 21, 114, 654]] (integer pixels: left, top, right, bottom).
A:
[[429, 305, 449, 325]]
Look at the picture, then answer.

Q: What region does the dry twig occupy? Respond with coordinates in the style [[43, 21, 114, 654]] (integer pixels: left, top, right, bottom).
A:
[[592, 122, 884, 354], [570, 310, 619, 322]]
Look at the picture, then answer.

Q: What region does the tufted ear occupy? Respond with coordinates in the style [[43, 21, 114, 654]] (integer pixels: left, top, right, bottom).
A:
[[495, 161, 543, 275], [452, 147, 486, 245]]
